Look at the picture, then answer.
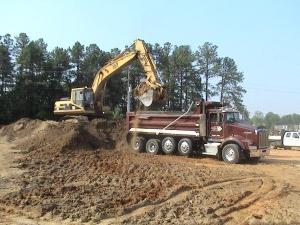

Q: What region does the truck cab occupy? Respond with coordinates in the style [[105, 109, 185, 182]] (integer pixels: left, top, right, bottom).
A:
[[204, 105, 269, 162]]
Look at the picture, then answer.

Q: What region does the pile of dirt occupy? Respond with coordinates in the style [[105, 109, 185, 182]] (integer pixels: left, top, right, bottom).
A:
[[0, 118, 125, 153], [0, 118, 299, 224], [0, 146, 254, 224]]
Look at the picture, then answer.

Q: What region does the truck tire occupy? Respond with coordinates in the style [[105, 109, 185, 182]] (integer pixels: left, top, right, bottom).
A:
[[222, 144, 241, 164], [162, 137, 176, 155], [130, 136, 145, 152], [178, 138, 192, 156], [146, 139, 160, 154]]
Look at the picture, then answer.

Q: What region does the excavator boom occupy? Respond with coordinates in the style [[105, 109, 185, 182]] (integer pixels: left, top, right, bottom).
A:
[[91, 39, 165, 113]]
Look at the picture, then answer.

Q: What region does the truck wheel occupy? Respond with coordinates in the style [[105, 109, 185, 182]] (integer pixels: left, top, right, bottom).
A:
[[178, 138, 192, 156], [130, 136, 145, 152], [162, 137, 176, 155], [146, 139, 160, 154], [222, 144, 241, 164]]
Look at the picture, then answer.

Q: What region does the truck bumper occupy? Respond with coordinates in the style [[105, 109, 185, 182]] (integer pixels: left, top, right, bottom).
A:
[[248, 146, 270, 158]]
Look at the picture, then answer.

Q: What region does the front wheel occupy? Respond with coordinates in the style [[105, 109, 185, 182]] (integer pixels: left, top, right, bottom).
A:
[[222, 144, 241, 164]]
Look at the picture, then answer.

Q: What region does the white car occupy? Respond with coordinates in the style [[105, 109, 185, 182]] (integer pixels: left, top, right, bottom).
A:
[[283, 132, 300, 147]]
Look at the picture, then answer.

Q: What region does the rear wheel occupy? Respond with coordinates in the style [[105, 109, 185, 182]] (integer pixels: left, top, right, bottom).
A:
[[222, 144, 241, 164], [178, 138, 193, 156], [146, 139, 160, 154], [162, 137, 176, 155], [130, 136, 145, 152]]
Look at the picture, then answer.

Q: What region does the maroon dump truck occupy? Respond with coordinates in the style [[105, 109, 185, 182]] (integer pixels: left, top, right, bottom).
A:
[[126, 101, 269, 164]]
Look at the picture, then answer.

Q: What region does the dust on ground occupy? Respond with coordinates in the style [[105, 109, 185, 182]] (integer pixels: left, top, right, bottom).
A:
[[0, 119, 299, 225]]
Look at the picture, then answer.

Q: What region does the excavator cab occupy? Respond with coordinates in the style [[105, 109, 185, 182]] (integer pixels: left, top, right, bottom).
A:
[[71, 87, 94, 109], [54, 87, 95, 116]]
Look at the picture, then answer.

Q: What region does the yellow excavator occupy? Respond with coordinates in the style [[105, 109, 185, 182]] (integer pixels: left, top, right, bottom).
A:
[[54, 39, 165, 117]]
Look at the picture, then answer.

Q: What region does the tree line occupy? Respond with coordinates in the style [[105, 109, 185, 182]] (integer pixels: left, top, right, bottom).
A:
[[0, 33, 247, 123], [251, 111, 300, 131]]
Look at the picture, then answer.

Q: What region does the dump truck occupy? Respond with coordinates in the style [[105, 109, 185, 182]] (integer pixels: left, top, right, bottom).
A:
[[127, 101, 269, 164]]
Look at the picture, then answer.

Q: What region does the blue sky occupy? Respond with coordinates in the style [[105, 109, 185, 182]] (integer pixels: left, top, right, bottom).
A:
[[1, 0, 300, 115]]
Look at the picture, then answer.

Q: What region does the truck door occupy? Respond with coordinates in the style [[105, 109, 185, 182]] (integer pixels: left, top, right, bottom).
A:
[[292, 132, 300, 147], [283, 132, 292, 146], [209, 112, 224, 140]]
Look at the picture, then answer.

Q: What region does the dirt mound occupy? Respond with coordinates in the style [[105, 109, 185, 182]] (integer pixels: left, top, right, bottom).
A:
[[0, 118, 125, 153], [1, 119, 299, 224]]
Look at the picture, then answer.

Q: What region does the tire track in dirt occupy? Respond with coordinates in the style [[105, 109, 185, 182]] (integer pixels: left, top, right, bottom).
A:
[[98, 177, 268, 225], [223, 178, 290, 224]]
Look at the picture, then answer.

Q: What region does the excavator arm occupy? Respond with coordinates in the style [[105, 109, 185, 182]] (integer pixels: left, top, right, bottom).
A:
[[91, 39, 165, 113]]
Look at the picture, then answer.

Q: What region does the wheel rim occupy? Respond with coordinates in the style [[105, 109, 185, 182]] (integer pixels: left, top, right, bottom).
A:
[[148, 143, 157, 153], [225, 148, 235, 161], [163, 140, 173, 152], [180, 141, 190, 153], [134, 141, 140, 150]]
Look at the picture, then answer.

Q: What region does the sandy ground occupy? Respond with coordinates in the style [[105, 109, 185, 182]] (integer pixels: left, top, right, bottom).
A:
[[0, 119, 299, 225]]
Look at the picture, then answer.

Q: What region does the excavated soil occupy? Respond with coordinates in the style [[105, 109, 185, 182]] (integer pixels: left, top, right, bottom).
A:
[[0, 119, 299, 225]]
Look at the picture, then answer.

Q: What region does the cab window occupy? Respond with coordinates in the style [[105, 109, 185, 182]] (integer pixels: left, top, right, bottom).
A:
[[286, 133, 291, 138], [225, 112, 241, 123], [292, 133, 299, 139]]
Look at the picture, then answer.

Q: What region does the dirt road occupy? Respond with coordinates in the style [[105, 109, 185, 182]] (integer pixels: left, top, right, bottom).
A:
[[0, 119, 299, 225]]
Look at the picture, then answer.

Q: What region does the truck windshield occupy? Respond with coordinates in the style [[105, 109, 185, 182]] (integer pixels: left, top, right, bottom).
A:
[[225, 112, 241, 123]]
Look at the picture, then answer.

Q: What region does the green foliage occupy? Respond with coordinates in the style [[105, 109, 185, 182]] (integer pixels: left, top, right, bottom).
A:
[[0, 32, 249, 123], [0, 42, 14, 94], [251, 111, 265, 127], [216, 57, 247, 114], [251, 112, 300, 130], [195, 42, 219, 101], [111, 106, 124, 119], [264, 112, 280, 130], [70, 41, 85, 86]]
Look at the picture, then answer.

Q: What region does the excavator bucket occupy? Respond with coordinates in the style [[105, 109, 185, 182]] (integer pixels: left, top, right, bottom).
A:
[[134, 81, 166, 107], [137, 89, 154, 107]]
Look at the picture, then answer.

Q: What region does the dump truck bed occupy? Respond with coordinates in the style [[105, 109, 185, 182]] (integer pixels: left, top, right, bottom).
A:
[[126, 111, 203, 138]]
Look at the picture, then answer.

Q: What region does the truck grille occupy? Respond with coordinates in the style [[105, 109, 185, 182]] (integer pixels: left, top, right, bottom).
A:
[[258, 130, 268, 148]]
